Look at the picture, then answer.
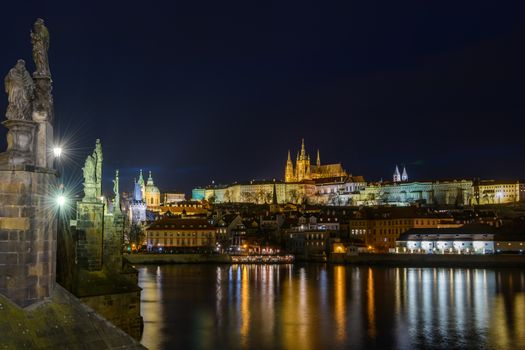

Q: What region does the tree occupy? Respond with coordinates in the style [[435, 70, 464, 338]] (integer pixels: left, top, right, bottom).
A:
[[129, 223, 145, 248]]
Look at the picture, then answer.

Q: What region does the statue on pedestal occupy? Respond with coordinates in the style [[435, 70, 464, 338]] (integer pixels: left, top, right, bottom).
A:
[[5, 60, 34, 121], [113, 169, 121, 213], [0, 59, 37, 166], [83, 154, 96, 185], [31, 18, 50, 78], [82, 140, 103, 202]]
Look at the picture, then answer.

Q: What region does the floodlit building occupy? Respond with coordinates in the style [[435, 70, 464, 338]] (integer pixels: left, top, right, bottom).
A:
[[129, 180, 147, 225], [349, 207, 458, 252], [145, 216, 216, 252], [285, 139, 347, 182], [474, 180, 520, 204], [396, 224, 498, 254], [144, 171, 161, 208]]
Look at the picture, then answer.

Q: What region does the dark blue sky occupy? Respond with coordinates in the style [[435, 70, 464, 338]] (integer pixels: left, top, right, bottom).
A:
[[0, 0, 524, 195]]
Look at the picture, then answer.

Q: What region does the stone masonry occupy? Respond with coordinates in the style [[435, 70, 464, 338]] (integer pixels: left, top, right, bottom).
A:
[[0, 165, 57, 307]]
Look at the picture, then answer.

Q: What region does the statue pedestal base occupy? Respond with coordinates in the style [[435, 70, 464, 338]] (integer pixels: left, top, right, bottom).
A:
[[0, 119, 37, 167], [32, 111, 53, 168]]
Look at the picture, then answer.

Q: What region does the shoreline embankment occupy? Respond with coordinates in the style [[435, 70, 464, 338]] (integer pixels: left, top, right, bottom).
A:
[[124, 253, 231, 264], [125, 252, 525, 268]]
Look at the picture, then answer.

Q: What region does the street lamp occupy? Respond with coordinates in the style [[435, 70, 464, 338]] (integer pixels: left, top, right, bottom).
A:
[[56, 195, 66, 208], [53, 146, 62, 158]]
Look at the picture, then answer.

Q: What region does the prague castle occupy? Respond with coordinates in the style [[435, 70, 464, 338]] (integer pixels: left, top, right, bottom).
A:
[[285, 139, 347, 182], [192, 138, 522, 207]]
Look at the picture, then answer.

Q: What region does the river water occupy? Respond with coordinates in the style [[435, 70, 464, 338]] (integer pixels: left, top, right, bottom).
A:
[[137, 264, 525, 350]]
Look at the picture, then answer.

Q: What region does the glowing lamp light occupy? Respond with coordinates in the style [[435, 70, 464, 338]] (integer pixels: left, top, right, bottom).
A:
[[53, 147, 63, 158], [56, 195, 66, 207]]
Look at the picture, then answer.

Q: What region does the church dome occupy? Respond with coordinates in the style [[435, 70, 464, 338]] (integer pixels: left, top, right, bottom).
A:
[[144, 171, 161, 207], [145, 184, 160, 194]]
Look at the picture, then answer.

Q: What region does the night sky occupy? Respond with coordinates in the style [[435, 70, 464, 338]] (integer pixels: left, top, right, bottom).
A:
[[0, 1, 524, 196]]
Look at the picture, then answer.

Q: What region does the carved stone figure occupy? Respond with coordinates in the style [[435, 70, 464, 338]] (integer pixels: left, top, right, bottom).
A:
[[31, 18, 50, 77], [83, 154, 96, 185], [4, 60, 34, 121], [113, 169, 121, 213]]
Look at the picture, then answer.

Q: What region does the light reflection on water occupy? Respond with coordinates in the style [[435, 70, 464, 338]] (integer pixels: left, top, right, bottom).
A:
[[137, 265, 525, 350]]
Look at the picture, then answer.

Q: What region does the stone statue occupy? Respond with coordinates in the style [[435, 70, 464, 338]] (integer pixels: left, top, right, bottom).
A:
[[83, 154, 96, 185], [31, 18, 50, 77], [4, 60, 34, 121], [113, 169, 121, 213]]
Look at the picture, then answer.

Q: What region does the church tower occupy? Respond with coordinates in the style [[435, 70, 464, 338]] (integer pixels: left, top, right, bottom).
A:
[[393, 165, 401, 182], [144, 171, 161, 207], [316, 149, 321, 167], [285, 150, 295, 182], [295, 138, 311, 181], [129, 178, 147, 224], [138, 169, 145, 200], [401, 166, 408, 182]]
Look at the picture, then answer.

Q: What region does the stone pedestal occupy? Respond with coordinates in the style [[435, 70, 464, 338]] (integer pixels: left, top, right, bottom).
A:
[[0, 120, 37, 167], [83, 183, 98, 202], [0, 166, 57, 307], [32, 111, 53, 168], [103, 213, 124, 272], [76, 202, 104, 271]]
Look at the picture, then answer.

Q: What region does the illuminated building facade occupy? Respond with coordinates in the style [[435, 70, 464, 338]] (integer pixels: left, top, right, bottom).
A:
[[145, 217, 216, 251], [129, 180, 147, 224], [285, 139, 347, 182], [349, 207, 458, 252], [143, 171, 161, 208], [475, 180, 520, 204]]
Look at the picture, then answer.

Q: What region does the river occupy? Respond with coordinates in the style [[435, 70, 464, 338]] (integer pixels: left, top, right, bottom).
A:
[[137, 264, 525, 350]]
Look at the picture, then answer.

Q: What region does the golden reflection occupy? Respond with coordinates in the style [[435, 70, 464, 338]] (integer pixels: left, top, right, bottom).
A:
[[334, 265, 346, 343], [216, 266, 223, 326], [138, 266, 164, 350], [489, 287, 525, 349], [367, 267, 376, 338], [281, 267, 312, 350], [259, 265, 275, 342], [240, 266, 250, 348]]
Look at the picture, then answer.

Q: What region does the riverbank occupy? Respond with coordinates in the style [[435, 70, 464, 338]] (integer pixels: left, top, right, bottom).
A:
[[330, 253, 525, 268], [124, 253, 232, 264]]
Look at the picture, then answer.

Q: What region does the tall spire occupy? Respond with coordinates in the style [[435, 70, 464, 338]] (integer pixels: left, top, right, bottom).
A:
[[147, 170, 154, 185], [285, 150, 295, 182], [393, 165, 401, 183], [316, 149, 320, 166], [401, 166, 408, 182], [300, 138, 306, 158], [138, 169, 145, 186]]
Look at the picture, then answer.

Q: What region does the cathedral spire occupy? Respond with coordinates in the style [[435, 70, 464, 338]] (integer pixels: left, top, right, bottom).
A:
[[401, 166, 408, 182], [316, 149, 320, 166], [393, 165, 401, 183], [300, 138, 306, 159], [272, 183, 278, 205], [287, 150, 291, 162]]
